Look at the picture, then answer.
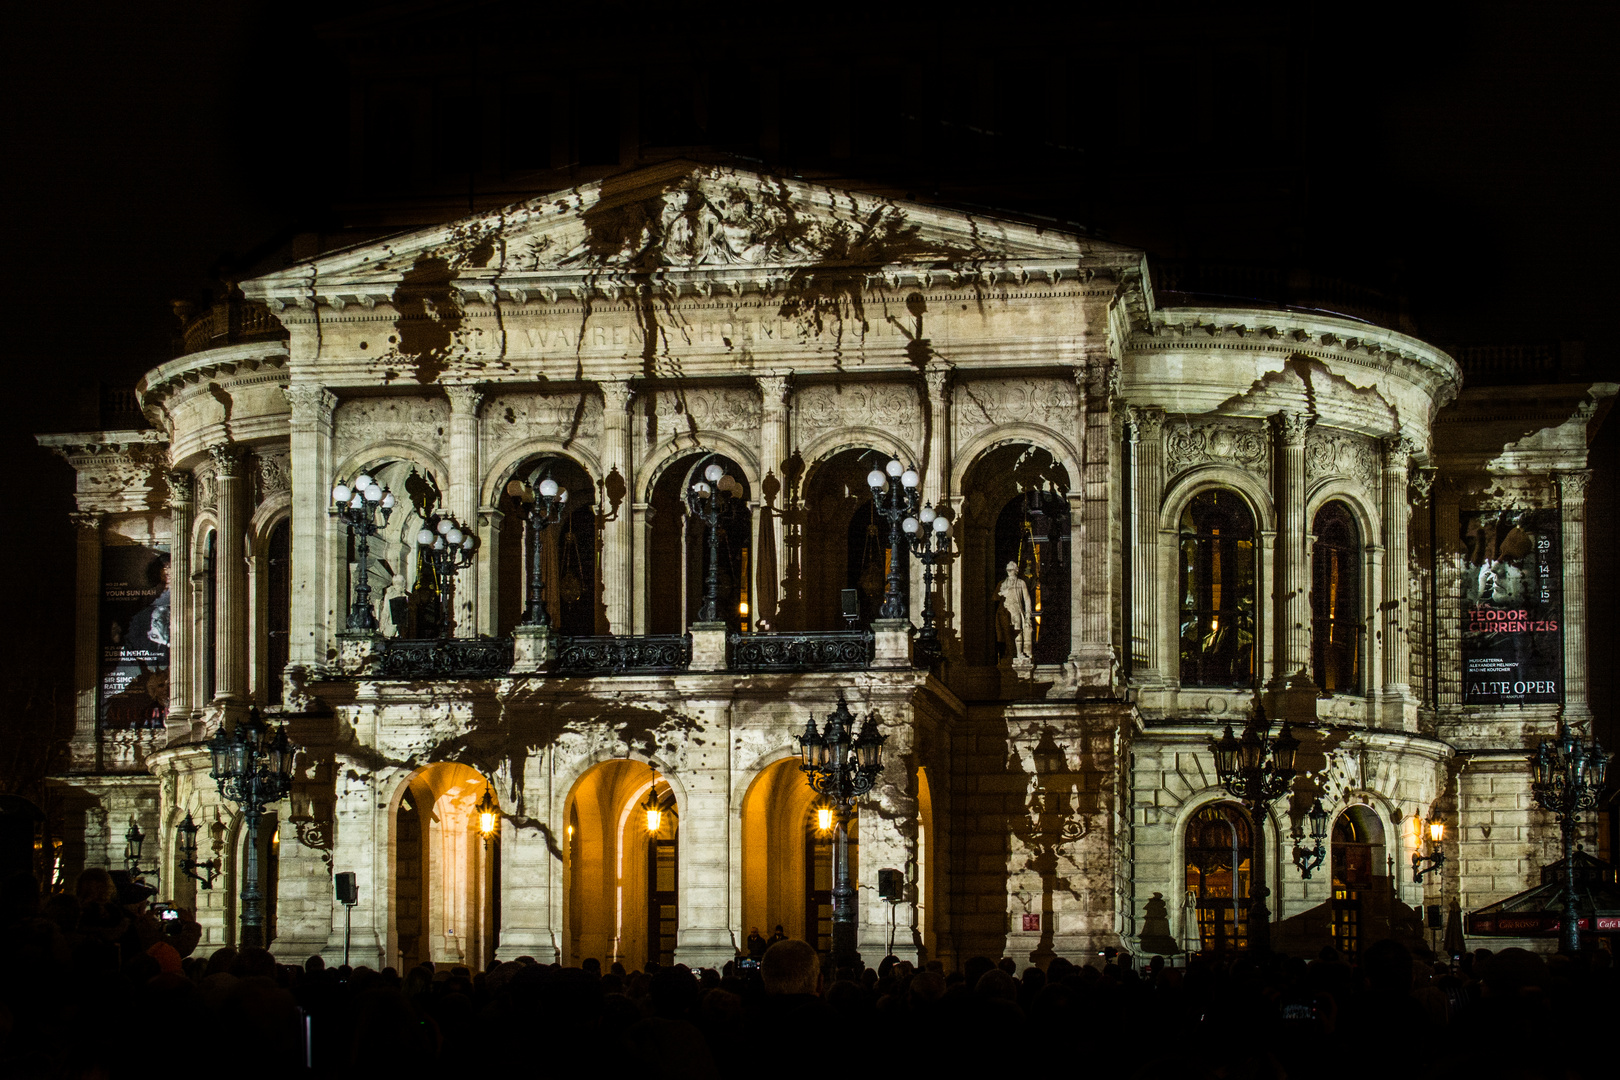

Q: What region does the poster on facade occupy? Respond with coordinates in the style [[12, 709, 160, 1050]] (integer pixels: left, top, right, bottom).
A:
[[99, 544, 170, 729], [1459, 509, 1561, 705]]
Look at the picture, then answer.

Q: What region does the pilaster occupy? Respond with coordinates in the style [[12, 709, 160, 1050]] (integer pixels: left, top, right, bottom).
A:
[[1074, 360, 1115, 687], [166, 472, 194, 743], [1380, 435, 1418, 728], [445, 384, 485, 637], [210, 445, 247, 702], [757, 373, 791, 629], [1130, 407, 1165, 684], [600, 380, 635, 634], [285, 385, 338, 672], [1270, 411, 1310, 687], [1557, 469, 1593, 728]]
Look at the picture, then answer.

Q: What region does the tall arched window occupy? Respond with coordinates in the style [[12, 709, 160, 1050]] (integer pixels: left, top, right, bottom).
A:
[[265, 518, 291, 704], [1179, 490, 1256, 687], [1185, 802, 1251, 952], [1311, 501, 1361, 694], [203, 530, 217, 703]]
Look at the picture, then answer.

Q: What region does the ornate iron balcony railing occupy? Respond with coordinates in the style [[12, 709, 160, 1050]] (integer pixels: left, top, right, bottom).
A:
[[373, 637, 516, 679], [555, 634, 692, 675], [728, 630, 875, 672]]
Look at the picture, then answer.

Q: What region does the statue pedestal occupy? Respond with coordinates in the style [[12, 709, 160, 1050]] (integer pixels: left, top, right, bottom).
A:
[[690, 623, 729, 671], [511, 625, 556, 673], [335, 631, 384, 676], [871, 619, 913, 668]]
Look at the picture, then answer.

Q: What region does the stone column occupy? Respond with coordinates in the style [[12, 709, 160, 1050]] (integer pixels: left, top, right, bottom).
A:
[[210, 445, 248, 703], [476, 507, 504, 638], [1074, 360, 1117, 687], [1271, 412, 1310, 686], [1380, 436, 1417, 727], [498, 751, 558, 962], [70, 511, 103, 771], [917, 366, 951, 636], [446, 385, 484, 637], [600, 380, 635, 634], [1558, 470, 1593, 728], [757, 373, 791, 630], [1130, 408, 1165, 684], [166, 472, 194, 741], [674, 698, 736, 969], [285, 386, 338, 671]]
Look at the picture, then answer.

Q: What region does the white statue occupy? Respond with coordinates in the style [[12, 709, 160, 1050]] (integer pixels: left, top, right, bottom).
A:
[[997, 561, 1033, 662]]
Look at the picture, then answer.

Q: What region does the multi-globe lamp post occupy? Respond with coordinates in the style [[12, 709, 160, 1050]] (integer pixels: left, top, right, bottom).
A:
[[903, 502, 951, 660], [513, 473, 568, 628], [796, 696, 885, 972], [332, 473, 395, 630], [866, 458, 920, 620], [1210, 696, 1300, 954], [685, 461, 731, 624], [415, 514, 477, 636], [1530, 718, 1610, 954], [208, 708, 297, 949]]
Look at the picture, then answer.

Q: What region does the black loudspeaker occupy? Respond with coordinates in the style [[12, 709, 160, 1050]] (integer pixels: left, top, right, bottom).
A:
[[878, 868, 904, 901], [841, 589, 860, 623], [335, 872, 358, 905], [1427, 904, 1442, 929]]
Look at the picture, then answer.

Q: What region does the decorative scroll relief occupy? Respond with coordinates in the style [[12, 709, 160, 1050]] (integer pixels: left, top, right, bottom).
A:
[[333, 398, 450, 459], [252, 447, 291, 506], [196, 463, 218, 513], [1305, 427, 1380, 493], [1163, 418, 1271, 484], [482, 393, 603, 459], [794, 383, 920, 448], [649, 387, 762, 437], [952, 377, 1080, 453]]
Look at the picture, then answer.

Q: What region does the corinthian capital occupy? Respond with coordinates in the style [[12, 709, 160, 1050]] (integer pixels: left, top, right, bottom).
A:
[[1131, 406, 1165, 436], [1382, 433, 1419, 469], [207, 444, 241, 478], [283, 384, 338, 425], [1557, 469, 1592, 503], [599, 379, 636, 414], [923, 364, 951, 401], [68, 510, 104, 533], [167, 469, 194, 507], [444, 383, 486, 416], [1270, 410, 1310, 444]]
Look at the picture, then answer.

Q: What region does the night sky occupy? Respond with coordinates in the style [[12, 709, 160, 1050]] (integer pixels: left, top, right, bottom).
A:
[[1, 2, 1616, 785]]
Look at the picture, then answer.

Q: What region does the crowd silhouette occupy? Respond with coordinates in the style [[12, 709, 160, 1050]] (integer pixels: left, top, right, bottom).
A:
[[1, 867, 1612, 1079]]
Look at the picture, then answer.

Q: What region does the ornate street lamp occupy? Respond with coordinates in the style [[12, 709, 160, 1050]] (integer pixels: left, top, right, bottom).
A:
[[643, 779, 665, 834], [476, 787, 499, 848], [332, 473, 396, 631], [1292, 799, 1329, 879], [1210, 694, 1301, 953], [1530, 716, 1610, 954], [1411, 817, 1446, 884], [208, 708, 298, 948], [685, 460, 731, 624], [866, 458, 920, 620], [415, 514, 478, 637], [176, 812, 220, 889], [902, 502, 951, 661], [796, 695, 886, 971], [510, 472, 568, 628], [123, 819, 159, 879]]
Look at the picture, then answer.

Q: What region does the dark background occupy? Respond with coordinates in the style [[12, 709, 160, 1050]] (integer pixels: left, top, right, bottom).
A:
[[1, 1, 1616, 794]]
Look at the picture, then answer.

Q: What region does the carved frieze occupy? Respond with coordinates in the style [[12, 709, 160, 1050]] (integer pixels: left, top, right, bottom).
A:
[[482, 392, 603, 459], [954, 377, 1080, 430], [794, 383, 920, 448], [1163, 418, 1271, 483], [252, 447, 291, 506], [1305, 427, 1380, 493], [333, 397, 451, 458], [651, 387, 761, 438]]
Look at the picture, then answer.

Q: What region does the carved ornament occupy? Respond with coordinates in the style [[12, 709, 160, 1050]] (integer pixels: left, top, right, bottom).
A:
[[1164, 419, 1271, 481], [1305, 428, 1379, 492], [796, 383, 920, 443]]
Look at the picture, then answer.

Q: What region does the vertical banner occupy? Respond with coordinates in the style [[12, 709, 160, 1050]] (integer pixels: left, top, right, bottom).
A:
[[1460, 509, 1562, 704], [99, 544, 170, 728]]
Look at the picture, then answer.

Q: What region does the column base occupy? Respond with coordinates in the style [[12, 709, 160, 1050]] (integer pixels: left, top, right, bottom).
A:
[[496, 934, 559, 964], [1263, 669, 1319, 725], [1377, 687, 1420, 730], [335, 631, 385, 676], [674, 927, 737, 970], [511, 625, 557, 673], [690, 623, 729, 671], [871, 619, 913, 668]]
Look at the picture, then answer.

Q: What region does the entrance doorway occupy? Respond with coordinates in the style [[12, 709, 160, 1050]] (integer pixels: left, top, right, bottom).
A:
[[391, 764, 499, 972], [1185, 802, 1252, 952], [564, 760, 679, 968]]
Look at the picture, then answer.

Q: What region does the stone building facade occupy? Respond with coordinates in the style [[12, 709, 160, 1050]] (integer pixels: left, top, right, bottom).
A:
[[40, 163, 1614, 968]]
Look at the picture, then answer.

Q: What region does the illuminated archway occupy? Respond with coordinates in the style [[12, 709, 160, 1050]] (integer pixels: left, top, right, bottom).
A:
[[563, 760, 679, 968], [740, 757, 861, 954], [1329, 805, 1387, 960], [391, 763, 498, 972]]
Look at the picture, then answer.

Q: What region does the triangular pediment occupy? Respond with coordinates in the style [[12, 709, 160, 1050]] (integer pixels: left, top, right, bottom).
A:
[[243, 161, 1143, 309]]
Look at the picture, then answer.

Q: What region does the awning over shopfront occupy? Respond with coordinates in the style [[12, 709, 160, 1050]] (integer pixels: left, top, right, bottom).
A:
[[1466, 851, 1620, 936]]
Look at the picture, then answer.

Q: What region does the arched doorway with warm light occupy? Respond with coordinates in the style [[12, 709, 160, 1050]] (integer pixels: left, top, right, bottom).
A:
[[391, 763, 499, 972], [1184, 801, 1252, 953], [1329, 805, 1387, 961], [563, 759, 679, 969]]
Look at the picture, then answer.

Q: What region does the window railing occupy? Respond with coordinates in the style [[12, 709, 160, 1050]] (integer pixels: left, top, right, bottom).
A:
[[373, 637, 517, 679], [728, 630, 875, 672], [555, 634, 693, 675]]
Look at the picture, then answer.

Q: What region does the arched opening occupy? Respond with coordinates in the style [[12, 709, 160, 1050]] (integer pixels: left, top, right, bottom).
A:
[[959, 444, 1071, 665], [391, 764, 499, 972], [495, 455, 600, 635], [1330, 805, 1387, 961], [564, 760, 679, 968], [916, 765, 936, 960], [740, 758, 818, 946], [1178, 489, 1257, 687], [226, 809, 278, 949], [1184, 802, 1252, 952], [648, 452, 751, 633], [342, 459, 445, 639], [264, 518, 291, 704], [1311, 501, 1362, 694], [799, 447, 905, 631]]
